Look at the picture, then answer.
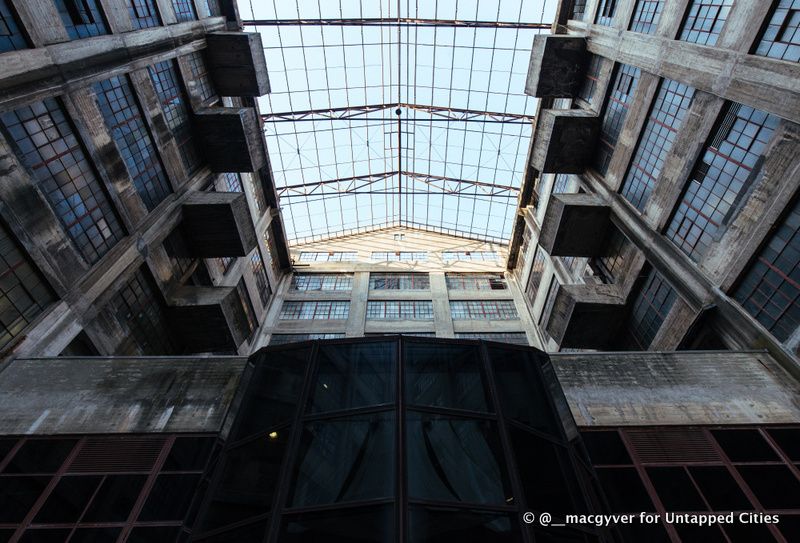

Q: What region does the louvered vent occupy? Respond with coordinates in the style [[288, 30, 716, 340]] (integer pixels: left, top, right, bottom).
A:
[[67, 437, 167, 473], [625, 429, 720, 463]]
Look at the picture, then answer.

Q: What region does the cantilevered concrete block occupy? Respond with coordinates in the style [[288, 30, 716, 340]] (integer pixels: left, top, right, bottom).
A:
[[525, 35, 588, 97], [168, 286, 253, 352], [194, 107, 266, 172], [205, 32, 270, 97], [531, 109, 599, 173], [182, 191, 258, 257], [539, 193, 611, 256], [543, 283, 626, 349]]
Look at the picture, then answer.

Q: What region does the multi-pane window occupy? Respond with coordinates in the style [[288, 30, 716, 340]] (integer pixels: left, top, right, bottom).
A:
[[205, 0, 221, 16], [441, 251, 498, 261], [629, 0, 664, 34], [171, 0, 196, 22], [250, 252, 271, 306], [678, 0, 733, 46], [148, 61, 200, 174], [0, 223, 54, 351], [247, 173, 267, 214], [626, 269, 677, 349], [292, 273, 353, 291], [0, 0, 27, 52], [594, 229, 629, 283], [222, 172, 242, 192], [110, 267, 175, 355], [754, 0, 800, 62], [450, 300, 519, 320], [445, 273, 507, 290], [666, 104, 779, 261], [185, 51, 215, 102], [526, 247, 547, 303], [577, 55, 602, 106], [571, 0, 587, 20], [298, 252, 357, 262], [270, 333, 345, 345], [735, 198, 800, 342], [128, 0, 160, 29], [93, 76, 172, 210], [54, 0, 108, 39], [217, 256, 234, 273], [455, 332, 529, 345], [595, 0, 617, 26], [370, 273, 430, 290], [1, 99, 125, 264], [372, 251, 428, 261], [595, 64, 641, 175], [236, 278, 257, 339], [621, 80, 695, 211], [553, 174, 574, 194], [280, 301, 350, 320], [163, 228, 194, 280], [539, 279, 559, 327], [366, 301, 434, 320]]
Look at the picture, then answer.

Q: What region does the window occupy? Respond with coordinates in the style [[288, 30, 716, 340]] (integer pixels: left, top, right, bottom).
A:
[[595, 0, 617, 26], [250, 252, 271, 306], [525, 247, 547, 303], [455, 332, 529, 345], [626, 269, 677, 349], [366, 301, 434, 320], [371, 251, 428, 261], [184, 51, 215, 102], [441, 251, 498, 261], [298, 252, 357, 262], [595, 64, 641, 175], [148, 61, 200, 174], [54, 0, 108, 39], [93, 76, 172, 210], [222, 172, 243, 192], [1, 99, 125, 264], [171, 0, 196, 22], [593, 229, 629, 283], [577, 55, 602, 106], [162, 228, 195, 280], [129, 0, 160, 29], [571, 0, 587, 20], [0, 223, 54, 351], [754, 0, 800, 62], [0, 0, 27, 52], [370, 273, 430, 290], [247, 173, 267, 214], [216, 257, 234, 274], [446, 273, 507, 290], [629, 0, 664, 34], [678, 0, 733, 46], [109, 267, 175, 355], [235, 278, 257, 339], [280, 301, 350, 320], [666, 104, 779, 261], [539, 279, 559, 328], [450, 300, 519, 320], [621, 80, 695, 211], [552, 174, 574, 194], [735, 198, 800, 342], [270, 333, 345, 345], [292, 274, 353, 291]]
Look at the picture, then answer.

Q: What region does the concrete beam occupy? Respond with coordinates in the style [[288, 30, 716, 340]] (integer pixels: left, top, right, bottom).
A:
[[205, 32, 271, 97], [182, 191, 258, 257], [167, 285, 253, 351], [525, 35, 587, 98], [193, 107, 267, 172], [539, 193, 611, 256], [543, 282, 626, 349], [530, 109, 599, 173]]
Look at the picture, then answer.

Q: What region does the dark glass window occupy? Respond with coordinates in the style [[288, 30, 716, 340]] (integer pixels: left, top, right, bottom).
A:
[[450, 300, 518, 320], [593, 228, 629, 283], [163, 228, 195, 280], [755, 0, 800, 62], [280, 300, 350, 320], [128, 0, 160, 29], [629, 0, 664, 34], [171, 0, 196, 22], [1, 99, 125, 264], [595, 0, 617, 26], [0, 223, 54, 351], [735, 198, 800, 341], [148, 60, 201, 174], [445, 273, 507, 290], [666, 104, 779, 261], [367, 300, 434, 320], [93, 76, 172, 210], [571, 0, 587, 21], [185, 50, 215, 102], [577, 55, 601, 106], [525, 246, 546, 303], [269, 333, 345, 345], [279, 506, 393, 543], [370, 272, 430, 290], [454, 332, 529, 346], [595, 64, 641, 175], [409, 506, 520, 543], [109, 266, 176, 355], [221, 172, 242, 192], [678, 0, 733, 46], [490, 346, 557, 433], [235, 278, 256, 339], [291, 273, 353, 291], [539, 278, 559, 328], [0, 0, 27, 52], [54, 0, 108, 39], [626, 268, 677, 349], [249, 251, 271, 306], [621, 79, 695, 211]]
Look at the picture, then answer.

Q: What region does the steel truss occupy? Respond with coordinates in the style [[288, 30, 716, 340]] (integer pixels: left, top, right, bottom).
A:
[[242, 18, 552, 29], [262, 103, 535, 124]]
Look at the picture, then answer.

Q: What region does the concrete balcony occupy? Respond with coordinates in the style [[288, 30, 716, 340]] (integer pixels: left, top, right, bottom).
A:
[[525, 35, 588, 98], [542, 283, 625, 349], [539, 193, 611, 256], [181, 192, 258, 257], [167, 285, 253, 352], [205, 32, 271, 97], [530, 109, 599, 173], [193, 107, 266, 172]]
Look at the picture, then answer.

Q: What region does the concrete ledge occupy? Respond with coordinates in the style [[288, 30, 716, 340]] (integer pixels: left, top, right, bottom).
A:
[[544, 283, 626, 348], [206, 32, 270, 97], [525, 35, 587, 97], [539, 193, 611, 256], [530, 109, 599, 173]]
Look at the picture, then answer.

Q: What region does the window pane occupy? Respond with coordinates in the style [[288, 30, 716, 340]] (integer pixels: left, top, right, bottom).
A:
[[408, 506, 521, 543], [279, 505, 394, 542]]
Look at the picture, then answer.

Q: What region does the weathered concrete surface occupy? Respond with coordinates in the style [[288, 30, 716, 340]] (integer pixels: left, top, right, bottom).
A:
[[168, 285, 252, 351], [182, 191, 258, 257], [539, 193, 611, 256], [530, 109, 599, 173], [206, 32, 271, 97], [544, 283, 626, 348], [525, 35, 587, 97], [0, 357, 247, 434], [553, 351, 800, 426]]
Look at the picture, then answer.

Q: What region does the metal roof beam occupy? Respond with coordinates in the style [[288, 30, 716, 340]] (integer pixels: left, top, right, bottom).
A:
[[262, 103, 535, 124], [242, 18, 552, 29]]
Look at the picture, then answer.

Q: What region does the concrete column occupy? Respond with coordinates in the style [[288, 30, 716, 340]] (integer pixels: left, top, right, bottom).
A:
[[430, 272, 454, 337], [10, 0, 68, 46], [346, 272, 368, 337], [650, 298, 698, 351], [156, 0, 179, 25], [656, 0, 690, 39], [716, 2, 773, 52], [98, 0, 134, 33]]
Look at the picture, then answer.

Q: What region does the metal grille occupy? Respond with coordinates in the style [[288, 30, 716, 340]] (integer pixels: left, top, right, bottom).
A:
[[367, 300, 434, 320], [629, 0, 664, 34], [250, 251, 272, 306], [627, 268, 677, 349], [595, 0, 617, 26], [1, 99, 125, 264], [129, 0, 160, 29], [68, 437, 166, 473], [0, 0, 27, 52], [109, 267, 175, 355], [666, 104, 779, 261], [184, 50, 215, 102], [280, 301, 350, 320], [626, 429, 721, 463], [445, 273, 506, 290], [372, 251, 428, 261], [93, 76, 172, 210], [171, 0, 196, 22], [678, 0, 733, 46], [450, 300, 518, 320], [577, 55, 601, 106], [595, 64, 640, 176], [621, 79, 695, 211], [754, 0, 800, 62], [298, 252, 357, 262], [370, 273, 430, 290], [54, 0, 108, 39], [292, 273, 353, 291]]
